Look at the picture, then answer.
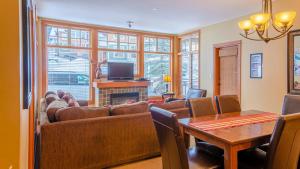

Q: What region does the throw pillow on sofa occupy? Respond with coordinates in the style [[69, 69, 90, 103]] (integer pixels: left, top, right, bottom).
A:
[[44, 91, 56, 98], [68, 99, 80, 107], [110, 101, 149, 116], [46, 99, 68, 122], [57, 90, 65, 99], [62, 92, 75, 103], [55, 107, 110, 121], [45, 93, 59, 106]]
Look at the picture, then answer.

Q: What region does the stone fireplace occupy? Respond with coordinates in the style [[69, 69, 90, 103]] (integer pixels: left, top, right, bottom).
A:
[[110, 92, 139, 105], [93, 81, 149, 107]]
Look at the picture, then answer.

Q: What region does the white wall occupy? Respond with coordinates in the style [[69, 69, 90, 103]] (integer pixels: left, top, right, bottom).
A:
[[200, 0, 300, 113]]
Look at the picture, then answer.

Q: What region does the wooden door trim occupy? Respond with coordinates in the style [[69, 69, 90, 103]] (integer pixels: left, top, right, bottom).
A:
[[213, 40, 242, 101]]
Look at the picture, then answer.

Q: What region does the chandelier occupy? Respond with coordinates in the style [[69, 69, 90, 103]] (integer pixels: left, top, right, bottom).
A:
[[238, 0, 296, 43]]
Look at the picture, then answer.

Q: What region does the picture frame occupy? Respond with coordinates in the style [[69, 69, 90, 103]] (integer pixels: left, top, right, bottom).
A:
[[288, 29, 300, 95], [250, 53, 263, 78], [22, 0, 32, 109]]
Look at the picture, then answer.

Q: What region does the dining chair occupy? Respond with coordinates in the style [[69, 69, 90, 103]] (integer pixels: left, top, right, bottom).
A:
[[215, 95, 241, 114], [188, 98, 224, 157], [282, 94, 300, 115], [238, 113, 300, 169], [259, 94, 300, 152], [189, 97, 216, 117], [150, 106, 222, 169]]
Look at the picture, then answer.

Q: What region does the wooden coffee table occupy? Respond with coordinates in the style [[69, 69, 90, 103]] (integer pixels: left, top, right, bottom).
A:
[[178, 110, 277, 169]]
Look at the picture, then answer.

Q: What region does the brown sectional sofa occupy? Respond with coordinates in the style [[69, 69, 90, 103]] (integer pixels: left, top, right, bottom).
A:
[[149, 100, 190, 119], [38, 92, 190, 169]]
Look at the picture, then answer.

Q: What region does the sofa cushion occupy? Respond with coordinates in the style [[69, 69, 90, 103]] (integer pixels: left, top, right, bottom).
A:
[[150, 100, 186, 110], [45, 94, 59, 106], [55, 107, 109, 121], [110, 101, 149, 116], [46, 100, 68, 122]]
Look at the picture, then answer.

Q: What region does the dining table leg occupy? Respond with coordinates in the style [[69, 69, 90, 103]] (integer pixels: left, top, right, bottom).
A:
[[224, 145, 238, 169], [179, 126, 190, 148]]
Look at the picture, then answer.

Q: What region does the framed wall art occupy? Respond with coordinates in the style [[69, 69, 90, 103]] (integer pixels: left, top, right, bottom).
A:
[[250, 53, 263, 79]]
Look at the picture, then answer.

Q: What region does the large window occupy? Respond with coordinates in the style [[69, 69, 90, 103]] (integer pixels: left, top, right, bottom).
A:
[[43, 21, 175, 101], [181, 33, 200, 96], [98, 32, 138, 74], [46, 26, 91, 100], [144, 37, 171, 96]]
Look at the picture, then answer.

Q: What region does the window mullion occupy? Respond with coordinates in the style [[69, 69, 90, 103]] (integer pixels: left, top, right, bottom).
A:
[[68, 28, 71, 47]]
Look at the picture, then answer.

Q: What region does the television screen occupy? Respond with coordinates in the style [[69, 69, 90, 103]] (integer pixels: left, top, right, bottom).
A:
[[108, 62, 134, 80]]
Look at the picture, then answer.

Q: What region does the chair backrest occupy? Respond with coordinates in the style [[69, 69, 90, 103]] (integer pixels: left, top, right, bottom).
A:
[[150, 107, 189, 169], [189, 97, 217, 117], [282, 95, 300, 115], [186, 88, 207, 100], [215, 95, 241, 114], [266, 113, 300, 169]]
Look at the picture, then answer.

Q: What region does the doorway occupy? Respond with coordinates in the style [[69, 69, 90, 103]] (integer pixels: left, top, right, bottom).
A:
[[213, 40, 241, 100]]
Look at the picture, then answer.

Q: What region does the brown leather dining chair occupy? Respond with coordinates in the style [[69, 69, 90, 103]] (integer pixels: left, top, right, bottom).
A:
[[150, 106, 222, 169], [189, 98, 217, 117], [259, 94, 300, 152], [282, 94, 300, 115], [215, 95, 241, 114], [188, 98, 224, 157], [238, 113, 300, 169]]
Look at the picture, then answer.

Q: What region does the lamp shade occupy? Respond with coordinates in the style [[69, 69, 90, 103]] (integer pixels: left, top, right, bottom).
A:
[[275, 11, 296, 27], [250, 13, 270, 26], [163, 75, 171, 82], [238, 20, 253, 31]]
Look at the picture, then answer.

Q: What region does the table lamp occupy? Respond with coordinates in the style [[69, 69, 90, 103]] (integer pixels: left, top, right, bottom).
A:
[[163, 75, 171, 93]]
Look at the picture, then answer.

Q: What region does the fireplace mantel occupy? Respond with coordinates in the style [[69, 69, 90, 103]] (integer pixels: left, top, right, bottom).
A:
[[93, 80, 149, 89], [93, 80, 149, 106]]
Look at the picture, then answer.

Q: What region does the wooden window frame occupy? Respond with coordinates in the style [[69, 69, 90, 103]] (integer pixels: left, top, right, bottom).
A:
[[143, 36, 173, 98], [178, 31, 201, 97], [42, 23, 93, 103], [97, 30, 140, 77], [41, 18, 176, 103]]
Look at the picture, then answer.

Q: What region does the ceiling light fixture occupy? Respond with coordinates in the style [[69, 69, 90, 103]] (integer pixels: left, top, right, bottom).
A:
[[238, 0, 296, 43], [127, 21, 134, 28]]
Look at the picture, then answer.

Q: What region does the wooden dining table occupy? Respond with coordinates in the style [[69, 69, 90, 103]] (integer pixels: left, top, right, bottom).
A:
[[178, 110, 277, 169]]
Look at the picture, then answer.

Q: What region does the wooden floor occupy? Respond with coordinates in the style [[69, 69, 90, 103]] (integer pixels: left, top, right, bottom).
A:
[[110, 136, 195, 169], [110, 157, 162, 169]]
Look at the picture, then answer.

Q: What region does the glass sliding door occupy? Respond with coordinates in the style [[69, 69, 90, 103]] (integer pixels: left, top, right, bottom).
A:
[[180, 33, 200, 96]]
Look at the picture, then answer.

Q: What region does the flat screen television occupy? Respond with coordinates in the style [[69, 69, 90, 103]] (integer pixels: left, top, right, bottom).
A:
[[108, 62, 134, 81]]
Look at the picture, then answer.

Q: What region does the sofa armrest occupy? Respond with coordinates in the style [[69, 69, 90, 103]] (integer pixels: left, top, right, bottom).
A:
[[40, 112, 160, 169], [150, 100, 186, 110]]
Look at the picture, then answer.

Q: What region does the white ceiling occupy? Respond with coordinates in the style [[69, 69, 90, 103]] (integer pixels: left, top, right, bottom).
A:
[[37, 0, 261, 34]]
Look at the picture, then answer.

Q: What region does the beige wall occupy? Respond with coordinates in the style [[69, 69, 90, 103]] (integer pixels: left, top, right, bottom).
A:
[[200, 0, 300, 113], [0, 0, 23, 169]]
